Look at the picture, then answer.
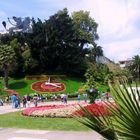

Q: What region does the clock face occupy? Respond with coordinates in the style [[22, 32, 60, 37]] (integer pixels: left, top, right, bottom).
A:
[[31, 81, 66, 92]]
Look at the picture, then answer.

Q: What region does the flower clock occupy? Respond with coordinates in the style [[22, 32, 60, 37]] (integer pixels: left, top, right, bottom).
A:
[[31, 81, 66, 92]]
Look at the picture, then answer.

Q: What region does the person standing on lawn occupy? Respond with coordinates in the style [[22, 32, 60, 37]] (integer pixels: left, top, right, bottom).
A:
[[26, 94, 31, 107], [22, 96, 27, 108], [33, 95, 38, 107], [63, 94, 67, 104], [11, 94, 17, 108], [77, 93, 81, 103]]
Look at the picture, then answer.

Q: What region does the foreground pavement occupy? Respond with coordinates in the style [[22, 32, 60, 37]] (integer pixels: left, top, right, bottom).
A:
[[0, 128, 102, 140]]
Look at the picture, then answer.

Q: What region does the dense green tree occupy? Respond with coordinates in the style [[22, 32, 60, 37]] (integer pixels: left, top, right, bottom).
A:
[[72, 10, 99, 48], [0, 9, 101, 77], [45, 8, 87, 75], [0, 44, 16, 89], [85, 63, 110, 84], [10, 38, 24, 76], [25, 18, 46, 70], [22, 49, 38, 73], [0, 34, 12, 44]]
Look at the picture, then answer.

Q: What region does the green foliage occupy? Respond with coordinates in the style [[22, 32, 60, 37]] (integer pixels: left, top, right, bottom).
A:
[[0, 44, 16, 89], [128, 55, 140, 82], [45, 8, 86, 75], [72, 10, 100, 65], [108, 81, 140, 139], [0, 9, 100, 77], [22, 49, 38, 73], [88, 44, 103, 62], [74, 105, 117, 140], [85, 63, 110, 84], [0, 44, 16, 69], [26, 18, 46, 68], [10, 38, 24, 76], [0, 77, 84, 97], [72, 10, 99, 44], [75, 80, 140, 140]]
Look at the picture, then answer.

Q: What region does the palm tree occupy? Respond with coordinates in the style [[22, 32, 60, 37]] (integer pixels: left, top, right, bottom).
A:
[[89, 44, 103, 62], [0, 44, 16, 89], [74, 80, 140, 140], [128, 55, 140, 82]]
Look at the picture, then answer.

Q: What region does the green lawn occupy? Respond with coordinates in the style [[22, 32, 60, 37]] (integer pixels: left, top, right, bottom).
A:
[[0, 111, 90, 131], [0, 77, 84, 97], [0, 77, 108, 98]]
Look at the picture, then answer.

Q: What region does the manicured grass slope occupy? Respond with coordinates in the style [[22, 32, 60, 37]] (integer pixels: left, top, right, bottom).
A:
[[0, 77, 108, 97], [0, 112, 90, 131], [0, 77, 84, 96]]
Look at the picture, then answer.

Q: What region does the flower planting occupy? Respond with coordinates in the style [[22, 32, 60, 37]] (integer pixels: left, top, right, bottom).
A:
[[73, 102, 114, 117], [22, 102, 114, 118], [31, 81, 66, 92], [22, 104, 83, 117]]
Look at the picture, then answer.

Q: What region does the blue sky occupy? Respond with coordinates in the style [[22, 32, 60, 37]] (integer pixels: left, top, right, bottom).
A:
[[0, 0, 140, 62]]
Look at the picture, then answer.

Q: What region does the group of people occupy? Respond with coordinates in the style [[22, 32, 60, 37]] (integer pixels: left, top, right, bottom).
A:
[[11, 94, 20, 108], [22, 94, 44, 108], [0, 89, 111, 108], [10, 94, 45, 108], [77, 93, 87, 103]]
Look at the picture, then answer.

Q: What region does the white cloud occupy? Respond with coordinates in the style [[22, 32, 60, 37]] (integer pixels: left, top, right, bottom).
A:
[[104, 37, 140, 62], [0, 11, 6, 17]]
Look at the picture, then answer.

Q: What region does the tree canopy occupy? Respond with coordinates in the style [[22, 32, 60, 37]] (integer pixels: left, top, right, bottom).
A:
[[0, 44, 16, 88], [0, 8, 101, 77]]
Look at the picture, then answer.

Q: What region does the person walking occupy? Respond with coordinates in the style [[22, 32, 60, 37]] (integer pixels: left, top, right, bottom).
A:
[[33, 95, 38, 107], [77, 94, 81, 103], [0, 98, 3, 106], [26, 94, 31, 107], [83, 93, 87, 103], [22, 96, 27, 108], [11, 94, 17, 108], [63, 94, 67, 104], [5, 96, 9, 105]]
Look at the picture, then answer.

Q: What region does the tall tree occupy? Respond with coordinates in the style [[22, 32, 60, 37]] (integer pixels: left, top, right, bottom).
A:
[[0, 44, 16, 89], [72, 10, 99, 49], [25, 18, 46, 70], [10, 38, 24, 76], [45, 8, 87, 74]]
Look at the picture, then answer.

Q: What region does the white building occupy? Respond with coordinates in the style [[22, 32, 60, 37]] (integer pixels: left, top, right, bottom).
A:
[[118, 59, 132, 68]]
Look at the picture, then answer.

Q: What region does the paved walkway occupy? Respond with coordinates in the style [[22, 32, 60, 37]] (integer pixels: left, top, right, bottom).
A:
[[0, 128, 102, 140], [0, 101, 103, 140]]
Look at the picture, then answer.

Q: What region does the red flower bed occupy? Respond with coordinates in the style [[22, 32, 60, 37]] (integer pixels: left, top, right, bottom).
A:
[[22, 102, 115, 117], [4, 89, 19, 96], [73, 102, 116, 117], [31, 81, 65, 92]]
